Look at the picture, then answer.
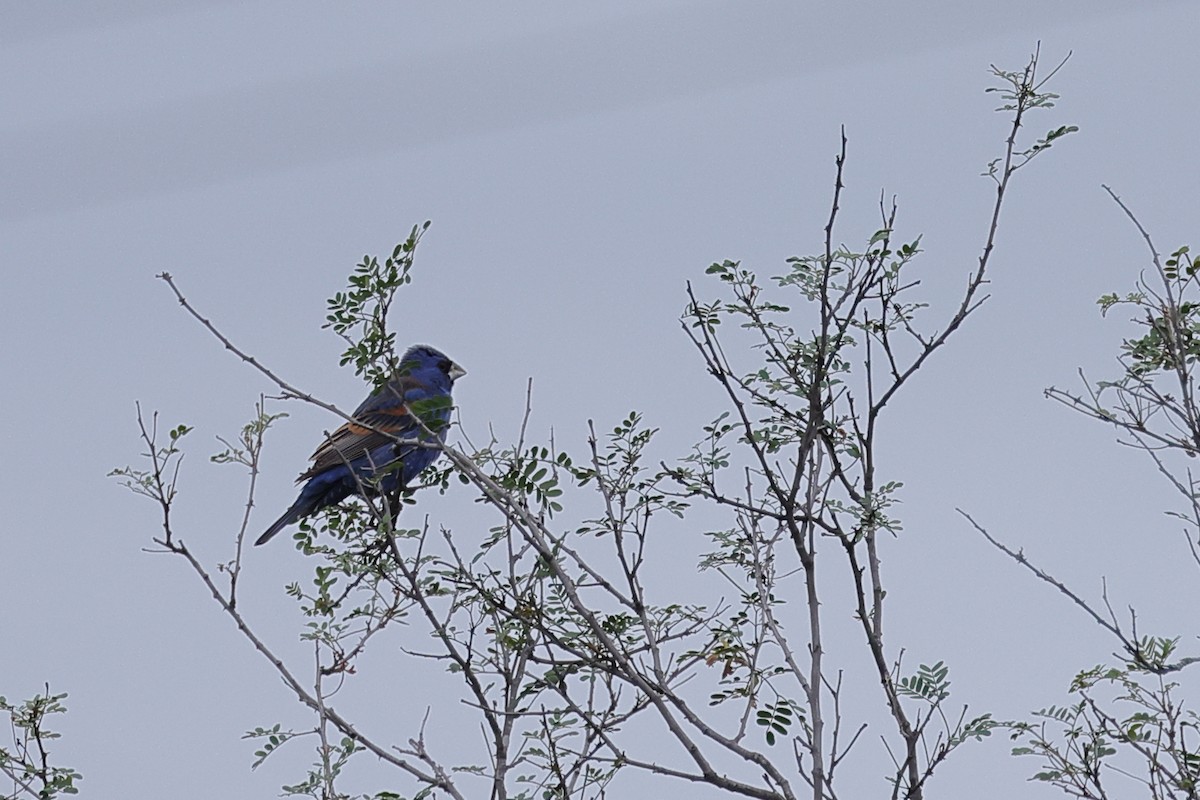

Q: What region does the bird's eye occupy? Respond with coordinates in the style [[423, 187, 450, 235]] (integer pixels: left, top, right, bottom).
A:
[[439, 359, 452, 374]]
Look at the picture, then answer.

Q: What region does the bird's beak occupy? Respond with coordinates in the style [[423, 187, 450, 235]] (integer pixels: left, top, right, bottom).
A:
[[448, 362, 467, 382]]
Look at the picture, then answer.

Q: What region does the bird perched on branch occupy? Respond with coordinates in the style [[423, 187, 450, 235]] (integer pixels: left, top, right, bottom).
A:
[[255, 344, 466, 546]]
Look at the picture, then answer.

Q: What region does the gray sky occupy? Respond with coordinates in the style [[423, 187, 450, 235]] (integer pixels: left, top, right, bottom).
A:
[[3, 2, 1199, 797]]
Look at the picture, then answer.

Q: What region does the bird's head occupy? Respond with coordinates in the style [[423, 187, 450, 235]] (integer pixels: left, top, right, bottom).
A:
[[401, 344, 466, 385]]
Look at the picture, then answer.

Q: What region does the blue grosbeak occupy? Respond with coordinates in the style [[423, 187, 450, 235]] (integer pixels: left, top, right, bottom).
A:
[[255, 345, 466, 545]]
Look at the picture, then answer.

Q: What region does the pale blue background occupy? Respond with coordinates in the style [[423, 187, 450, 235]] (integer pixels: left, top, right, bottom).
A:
[[3, 2, 1198, 796]]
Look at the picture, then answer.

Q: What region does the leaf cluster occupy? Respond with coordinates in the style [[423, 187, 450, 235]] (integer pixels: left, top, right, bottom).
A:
[[0, 688, 81, 799], [325, 221, 429, 391]]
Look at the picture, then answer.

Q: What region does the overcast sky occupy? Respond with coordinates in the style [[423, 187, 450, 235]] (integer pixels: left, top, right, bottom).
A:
[[3, 2, 1199, 797]]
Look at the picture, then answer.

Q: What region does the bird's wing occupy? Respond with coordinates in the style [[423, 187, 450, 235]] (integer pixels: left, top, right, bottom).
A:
[[299, 375, 429, 481]]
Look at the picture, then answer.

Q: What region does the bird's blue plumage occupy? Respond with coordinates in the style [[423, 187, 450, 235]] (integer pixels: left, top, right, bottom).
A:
[[256, 345, 465, 545]]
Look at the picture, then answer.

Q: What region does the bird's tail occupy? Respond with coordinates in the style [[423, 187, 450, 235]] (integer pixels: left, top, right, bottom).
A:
[[255, 476, 352, 546], [254, 503, 306, 546]]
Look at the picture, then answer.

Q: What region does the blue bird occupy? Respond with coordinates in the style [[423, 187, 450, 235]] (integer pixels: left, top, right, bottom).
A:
[[255, 345, 466, 546]]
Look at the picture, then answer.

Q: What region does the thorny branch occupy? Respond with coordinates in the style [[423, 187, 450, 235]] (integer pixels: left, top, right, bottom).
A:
[[117, 46, 1070, 800]]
